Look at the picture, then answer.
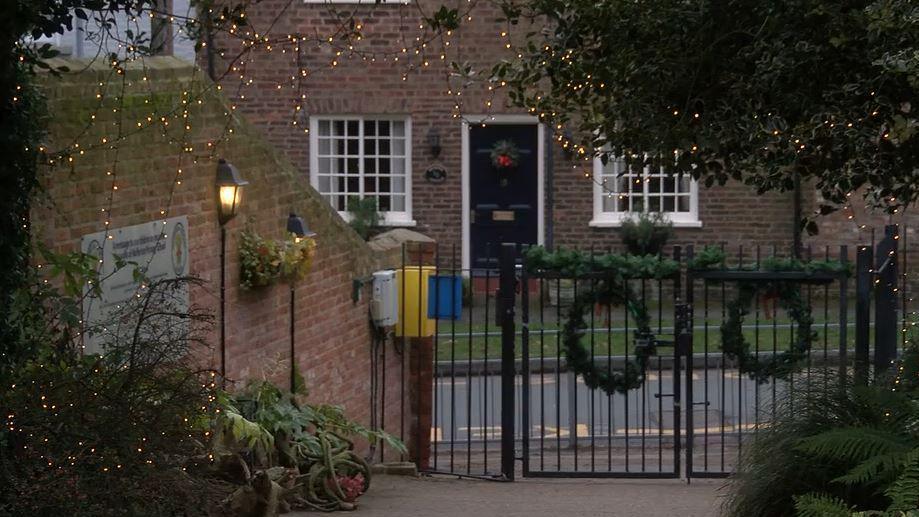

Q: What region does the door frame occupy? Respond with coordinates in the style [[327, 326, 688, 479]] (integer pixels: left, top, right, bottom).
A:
[[461, 114, 545, 272]]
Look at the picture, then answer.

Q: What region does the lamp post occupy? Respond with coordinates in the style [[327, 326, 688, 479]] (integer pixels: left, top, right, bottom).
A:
[[216, 159, 248, 382], [286, 212, 316, 393]]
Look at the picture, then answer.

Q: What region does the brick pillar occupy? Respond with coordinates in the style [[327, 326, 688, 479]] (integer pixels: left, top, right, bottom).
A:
[[403, 239, 436, 470], [409, 336, 434, 469]]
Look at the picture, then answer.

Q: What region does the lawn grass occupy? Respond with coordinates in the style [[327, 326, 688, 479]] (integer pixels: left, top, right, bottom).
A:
[[431, 318, 855, 362]]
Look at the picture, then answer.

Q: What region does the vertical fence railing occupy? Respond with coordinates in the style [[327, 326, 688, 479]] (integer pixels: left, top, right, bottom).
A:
[[379, 227, 908, 480], [517, 246, 683, 478], [684, 245, 852, 477]]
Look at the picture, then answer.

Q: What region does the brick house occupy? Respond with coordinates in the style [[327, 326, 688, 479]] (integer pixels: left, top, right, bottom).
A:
[[223, 0, 909, 269]]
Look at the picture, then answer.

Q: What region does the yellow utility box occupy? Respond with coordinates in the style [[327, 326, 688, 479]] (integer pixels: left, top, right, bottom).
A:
[[395, 266, 436, 337]]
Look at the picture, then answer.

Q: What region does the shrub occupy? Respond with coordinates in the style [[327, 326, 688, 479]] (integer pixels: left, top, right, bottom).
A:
[[619, 212, 673, 256], [347, 196, 381, 240], [723, 359, 919, 516], [0, 275, 228, 516]]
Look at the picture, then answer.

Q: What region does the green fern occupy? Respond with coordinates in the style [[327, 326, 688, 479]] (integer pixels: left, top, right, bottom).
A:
[[834, 451, 913, 487], [797, 427, 911, 464], [794, 493, 852, 516], [886, 448, 919, 511]]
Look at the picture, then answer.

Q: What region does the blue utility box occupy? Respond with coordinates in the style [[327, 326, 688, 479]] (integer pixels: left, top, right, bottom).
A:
[[427, 275, 463, 320]]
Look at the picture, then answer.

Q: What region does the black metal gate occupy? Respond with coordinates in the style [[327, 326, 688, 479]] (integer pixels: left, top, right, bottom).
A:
[[419, 226, 905, 480], [518, 247, 688, 478]]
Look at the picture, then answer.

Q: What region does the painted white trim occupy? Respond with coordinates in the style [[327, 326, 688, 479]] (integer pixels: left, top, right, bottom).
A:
[[461, 119, 470, 271], [461, 115, 544, 272], [308, 115, 413, 224], [591, 155, 701, 226], [588, 218, 703, 228]]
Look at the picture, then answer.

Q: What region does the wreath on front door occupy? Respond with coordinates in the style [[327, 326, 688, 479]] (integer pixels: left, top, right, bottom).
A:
[[490, 140, 520, 170]]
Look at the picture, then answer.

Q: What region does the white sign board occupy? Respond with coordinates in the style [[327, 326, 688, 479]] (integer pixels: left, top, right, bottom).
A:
[[81, 216, 190, 353]]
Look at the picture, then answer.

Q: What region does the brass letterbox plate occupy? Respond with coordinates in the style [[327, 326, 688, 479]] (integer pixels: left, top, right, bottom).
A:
[[492, 210, 515, 222]]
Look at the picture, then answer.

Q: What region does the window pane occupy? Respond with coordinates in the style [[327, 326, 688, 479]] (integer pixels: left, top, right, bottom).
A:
[[347, 176, 359, 193], [378, 121, 390, 136], [318, 175, 330, 192], [347, 158, 359, 174], [366, 139, 377, 155], [648, 195, 661, 212], [365, 120, 376, 136], [379, 176, 391, 193], [393, 138, 405, 156], [318, 120, 330, 135], [392, 195, 405, 211], [378, 139, 390, 155], [678, 195, 691, 212], [632, 195, 644, 212], [379, 159, 391, 175], [364, 158, 376, 175], [663, 177, 675, 194], [333, 120, 345, 136], [663, 196, 675, 212], [318, 157, 331, 174], [347, 120, 359, 135], [318, 138, 330, 155], [392, 121, 404, 137], [347, 139, 359, 155], [378, 195, 391, 211], [393, 176, 405, 194], [364, 176, 376, 193], [392, 157, 405, 175], [334, 138, 346, 155], [602, 194, 616, 212]]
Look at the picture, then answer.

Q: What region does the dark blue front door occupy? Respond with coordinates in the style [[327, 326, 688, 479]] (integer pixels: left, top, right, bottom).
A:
[[469, 123, 539, 269]]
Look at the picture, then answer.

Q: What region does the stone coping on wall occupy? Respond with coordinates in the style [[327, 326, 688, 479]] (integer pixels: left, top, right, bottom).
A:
[[369, 229, 437, 270]]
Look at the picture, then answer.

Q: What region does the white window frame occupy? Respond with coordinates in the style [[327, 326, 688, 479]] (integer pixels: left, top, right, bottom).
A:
[[590, 156, 702, 228], [309, 115, 414, 226]]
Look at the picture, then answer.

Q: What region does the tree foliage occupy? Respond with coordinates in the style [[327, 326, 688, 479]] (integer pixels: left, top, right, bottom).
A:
[[488, 0, 919, 224]]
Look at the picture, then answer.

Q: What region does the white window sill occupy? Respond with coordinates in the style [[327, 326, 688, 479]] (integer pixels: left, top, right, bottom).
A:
[[589, 218, 703, 229], [379, 219, 417, 227], [337, 211, 416, 227]]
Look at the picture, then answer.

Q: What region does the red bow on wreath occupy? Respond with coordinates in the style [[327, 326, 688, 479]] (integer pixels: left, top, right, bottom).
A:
[[490, 140, 520, 170]]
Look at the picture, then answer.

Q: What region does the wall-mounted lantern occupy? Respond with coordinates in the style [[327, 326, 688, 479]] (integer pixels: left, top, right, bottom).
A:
[[287, 212, 316, 242], [427, 127, 442, 158], [216, 158, 248, 225]]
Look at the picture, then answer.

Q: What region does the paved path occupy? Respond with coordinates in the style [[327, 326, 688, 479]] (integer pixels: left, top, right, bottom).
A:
[[302, 475, 726, 517]]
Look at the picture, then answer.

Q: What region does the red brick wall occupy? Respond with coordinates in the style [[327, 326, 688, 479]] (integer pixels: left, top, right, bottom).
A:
[[218, 0, 811, 258], [34, 57, 411, 458]]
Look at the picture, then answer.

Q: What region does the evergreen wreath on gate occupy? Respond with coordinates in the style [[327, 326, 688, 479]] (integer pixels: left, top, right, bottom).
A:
[[689, 247, 851, 382], [524, 246, 680, 394]]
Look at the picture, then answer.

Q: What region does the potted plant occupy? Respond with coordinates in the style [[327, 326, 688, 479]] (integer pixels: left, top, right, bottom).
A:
[[620, 212, 674, 256]]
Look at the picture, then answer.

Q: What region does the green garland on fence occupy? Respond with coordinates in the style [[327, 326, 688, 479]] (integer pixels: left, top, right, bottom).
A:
[[524, 247, 679, 394], [525, 245, 854, 390], [690, 246, 851, 382]]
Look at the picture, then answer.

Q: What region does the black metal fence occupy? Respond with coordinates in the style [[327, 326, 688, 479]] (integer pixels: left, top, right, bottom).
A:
[[379, 225, 907, 481]]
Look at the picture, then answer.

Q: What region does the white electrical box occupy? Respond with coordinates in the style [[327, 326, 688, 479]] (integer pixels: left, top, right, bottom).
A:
[[371, 270, 398, 327]]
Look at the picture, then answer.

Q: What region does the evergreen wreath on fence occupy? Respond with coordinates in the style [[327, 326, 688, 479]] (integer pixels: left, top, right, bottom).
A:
[[525, 246, 852, 392], [524, 246, 680, 394], [690, 247, 851, 383]]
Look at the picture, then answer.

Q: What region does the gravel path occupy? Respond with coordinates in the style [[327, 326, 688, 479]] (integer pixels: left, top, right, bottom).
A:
[[294, 474, 726, 516]]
